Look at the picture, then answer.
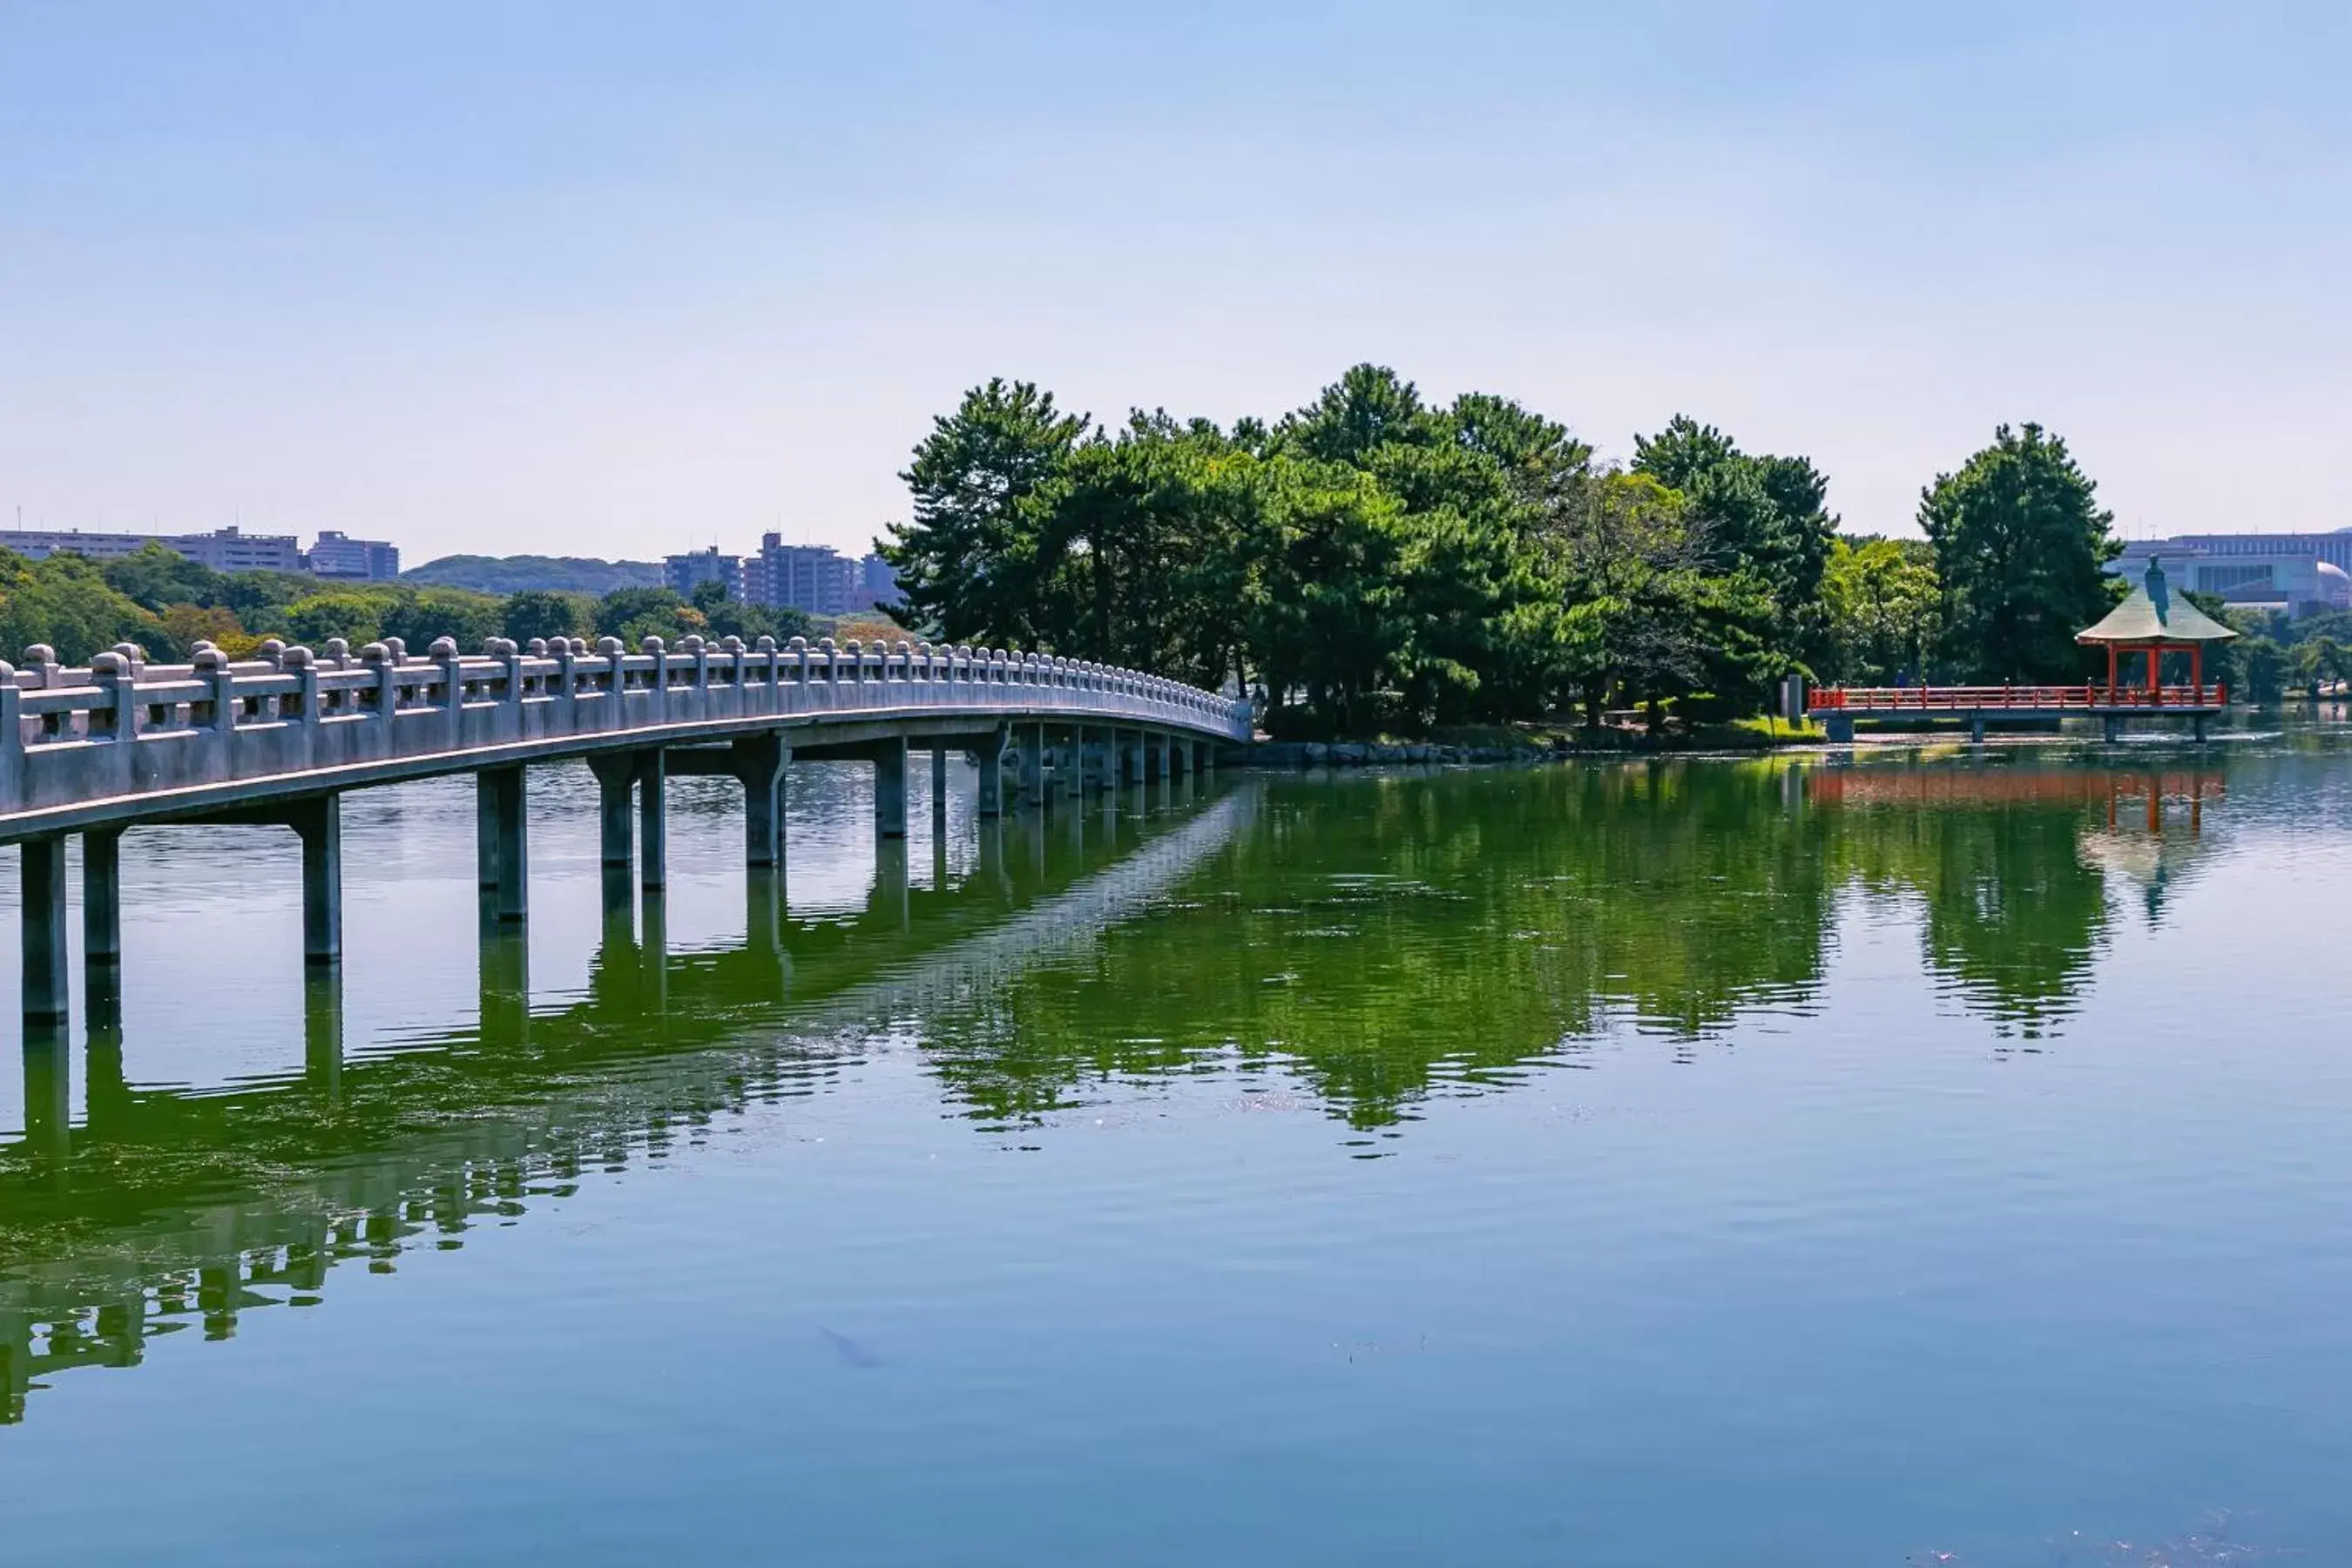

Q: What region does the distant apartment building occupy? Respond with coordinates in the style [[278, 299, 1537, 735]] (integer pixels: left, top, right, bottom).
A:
[[657, 537, 908, 618], [0, 524, 409, 579], [2112, 532, 2352, 617], [664, 546, 746, 601], [1, 524, 308, 573], [305, 531, 402, 580], [737, 535, 857, 615]]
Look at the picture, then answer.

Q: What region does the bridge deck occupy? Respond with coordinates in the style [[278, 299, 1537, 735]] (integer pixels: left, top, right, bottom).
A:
[[0, 632, 1249, 841]]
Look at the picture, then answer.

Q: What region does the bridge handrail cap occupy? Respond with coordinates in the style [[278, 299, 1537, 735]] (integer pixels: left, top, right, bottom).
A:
[[597, 635, 624, 655], [720, 634, 745, 652], [755, 634, 777, 652], [639, 634, 666, 653], [22, 644, 55, 665], [281, 645, 314, 669], [382, 637, 407, 661], [842, 639, 862, 653], [429, 636, 460, 658], [359, 641, 391, 663], [679, 633, 705, 652], [527, 638, 551, 656], [192, 646, 228, 672], [896, 639, 913, 655], [91, 651, 127, 676], [916, 640, 933, 655], [787, 636, 808, 651], [323, 636, 349, 662], [256, 639, 285, 662], [111, 641, 143, 662]]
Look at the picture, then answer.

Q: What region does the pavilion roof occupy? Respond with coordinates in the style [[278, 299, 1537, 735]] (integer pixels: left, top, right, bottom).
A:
[[2076, 558, 2238, 645]]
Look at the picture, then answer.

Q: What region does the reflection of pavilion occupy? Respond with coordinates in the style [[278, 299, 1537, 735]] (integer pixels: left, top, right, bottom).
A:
[[2076, 770, 2222, 923], [0, 778, 1253, 1425]]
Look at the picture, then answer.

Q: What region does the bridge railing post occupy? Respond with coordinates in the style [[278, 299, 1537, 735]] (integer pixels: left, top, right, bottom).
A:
[[432, 638, 465, 744], [787, 637, 809, 702], [642, 636, 667, 723], [497, 639, 526, 739], [91, 652, 133, 741], [0, 659, 24, 814]]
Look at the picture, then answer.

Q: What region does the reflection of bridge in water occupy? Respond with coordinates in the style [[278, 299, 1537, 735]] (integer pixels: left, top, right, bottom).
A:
[[1807, 762, 2224, 824], [0, 778, 1255, 1424]]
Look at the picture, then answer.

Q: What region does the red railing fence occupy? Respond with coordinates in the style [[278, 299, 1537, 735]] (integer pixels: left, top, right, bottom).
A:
[[1807, 684, 2226, 713]]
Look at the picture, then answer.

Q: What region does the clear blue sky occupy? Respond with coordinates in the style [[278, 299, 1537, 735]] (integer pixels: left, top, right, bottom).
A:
[[3, 2, 2345, 564]]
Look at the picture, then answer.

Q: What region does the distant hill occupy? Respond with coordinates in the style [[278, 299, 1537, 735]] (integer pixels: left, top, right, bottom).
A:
[[402, 555, 665, 596]]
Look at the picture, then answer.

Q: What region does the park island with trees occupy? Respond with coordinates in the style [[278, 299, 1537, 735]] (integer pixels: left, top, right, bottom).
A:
[[875, 365, 2278, 740]]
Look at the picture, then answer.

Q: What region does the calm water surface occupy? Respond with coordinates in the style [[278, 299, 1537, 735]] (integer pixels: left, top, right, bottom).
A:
[[3, 741, 2350, 1565]]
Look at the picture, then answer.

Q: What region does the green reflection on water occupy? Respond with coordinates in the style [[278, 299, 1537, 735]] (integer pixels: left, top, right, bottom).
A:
[[0, 753, 2222, 1420]]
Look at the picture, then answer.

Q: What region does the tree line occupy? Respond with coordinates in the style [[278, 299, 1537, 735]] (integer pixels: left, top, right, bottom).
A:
[[0, 544, 853, 665], [878, 366, 2129, 736]]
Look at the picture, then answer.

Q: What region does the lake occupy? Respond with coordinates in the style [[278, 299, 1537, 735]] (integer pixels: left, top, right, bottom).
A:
[[4, 739, 2350, 1565]]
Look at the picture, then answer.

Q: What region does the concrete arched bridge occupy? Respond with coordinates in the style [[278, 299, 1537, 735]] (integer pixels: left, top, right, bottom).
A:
[[0, 630, 1251, 1025]]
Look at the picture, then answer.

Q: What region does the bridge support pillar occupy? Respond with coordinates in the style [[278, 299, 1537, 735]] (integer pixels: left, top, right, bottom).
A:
[[1017, 724, 1044, 805], [930, 747, 950, 827], [1051, 730, 1079, 800], [638, 750, 667, 891], [20, 835, 70, 1024], [2102, 715, 2122, 744], [291, 794, 343, 961], [977, 726, 1007, 818], [83, 828, 122, 1022], [587, 754, 636, 869], [2193, 713, 2209, 743], [476, 766, 527, 923], [873, 737, 909, 838], [1824, 715, 1855, 745], [732, 734, 788, 868], [1969, 713, 1986, 745], [1121, 731, 1146, 786]]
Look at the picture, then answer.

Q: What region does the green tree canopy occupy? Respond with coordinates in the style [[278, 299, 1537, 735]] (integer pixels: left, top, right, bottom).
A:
[[1921, 422, 2119, 682], [1632, 416, 1835, 669], [502, 589, 595, 645], [882, 378, 1088, 645], [1821, 537, 1941, 685]]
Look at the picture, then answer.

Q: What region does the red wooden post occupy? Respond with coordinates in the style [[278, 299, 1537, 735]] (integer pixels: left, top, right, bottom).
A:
[[2191, 644, 2203, 701], [2105, 644, 2117, 700]]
